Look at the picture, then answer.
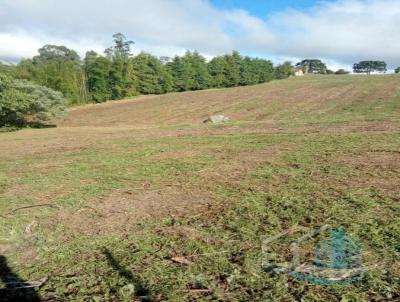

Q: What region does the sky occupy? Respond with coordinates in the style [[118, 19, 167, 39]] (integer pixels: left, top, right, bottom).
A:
[[0, 0, 400, 71]]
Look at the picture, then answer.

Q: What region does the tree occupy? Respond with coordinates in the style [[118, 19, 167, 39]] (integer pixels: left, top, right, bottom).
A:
[[37, 45, 80, 62], [167, 51, 210, 91], [14, 45, 87, 104], [104, 33, 134, 59], [0, 73, 65, 126], [103, 33, 137, 100], [132, 52, 172, 94], [335, 69, 350, 75], [223, 51, 242, 87], [84, 52, 113, 102], [275, 61, 294, 79], [296, 59, 327, 74], [353, 61, 387, 74], [395, 67, 400, 74], [208, 56, 228, 88], [253, 58, 274, 83]]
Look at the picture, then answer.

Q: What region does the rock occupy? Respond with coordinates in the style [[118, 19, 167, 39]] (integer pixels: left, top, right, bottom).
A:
[[203, 115, 230, 124]]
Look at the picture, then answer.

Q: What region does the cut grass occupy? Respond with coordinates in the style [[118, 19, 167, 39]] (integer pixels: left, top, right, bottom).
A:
[[1, 75, 400, 301]]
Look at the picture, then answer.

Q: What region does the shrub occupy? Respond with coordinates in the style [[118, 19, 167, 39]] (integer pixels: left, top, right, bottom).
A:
[[335, 69, 350, 75], [0, 74, 66, 127]]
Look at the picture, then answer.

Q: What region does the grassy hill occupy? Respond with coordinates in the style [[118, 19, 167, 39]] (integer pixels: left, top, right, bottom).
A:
[[0, 75, 399, 301]]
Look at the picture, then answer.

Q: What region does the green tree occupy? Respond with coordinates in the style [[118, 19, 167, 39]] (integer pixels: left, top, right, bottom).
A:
[[208, 56, 228, 88], [84, 52, 113, 102], [104, 33, 134, 59], [13, 45, 88, 104], [132, 53, 172, 94], [37, 45, 80, 61], [104, 33, 137, 100], [0, 73, 65, 126], [353, 61, 387, 74], [296, 59, 327, 74], [167, 56, 189, 91], [240, 57, 259, 85], [275, 61, 294, 79], [224, 51, 242, 87], [167, 51, 210, 91], [394, 67, 400, 74], [253, 58, 274, 83]]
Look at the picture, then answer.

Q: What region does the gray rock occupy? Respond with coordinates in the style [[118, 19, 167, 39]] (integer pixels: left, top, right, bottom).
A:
[[203, 115, 230, 124]]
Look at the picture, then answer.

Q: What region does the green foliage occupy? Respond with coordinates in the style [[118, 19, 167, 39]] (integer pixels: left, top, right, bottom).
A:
[[37, 44, 80, 62], [335, 69, 350, 75], [104, 33, 134, 59], [353, 61, 387, 74], [132, 52, 172, 94], [296, 59, 327, 74], [13, 45, 88, 105], [274, 61, 294, 79], [84, 52, 113, 102], [167, 51, 210, 91], [208, 52, 274, 88], [395, 67, 400, 74], [0, 73, 65, 126], [8, 33, 281, 105], [208, 56, 229, 88]]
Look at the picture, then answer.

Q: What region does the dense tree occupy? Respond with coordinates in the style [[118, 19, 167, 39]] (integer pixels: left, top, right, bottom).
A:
[[0, 73, 65, 126], [240, 57, 259, 85], [2, 33, 286, 111], [132, 53, 172, 94], [274, 61, 294, 79], [208, 56, 229, 88], [224, 51, 242, 87], [104, 33, 137, 100], [395, 67, 400, 74], [13, 45, 88, 104], [84, 52, 113, 102], [167, 51, 210, 91], [296, 59, 327, 74], [353, 61, 387, 74], [253, 58, 274, 83], [37, 45, 80, 62]]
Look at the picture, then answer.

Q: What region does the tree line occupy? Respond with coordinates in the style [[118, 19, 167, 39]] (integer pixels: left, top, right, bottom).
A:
[[6, 33, 284, 105], [2, 33, 399, 128]]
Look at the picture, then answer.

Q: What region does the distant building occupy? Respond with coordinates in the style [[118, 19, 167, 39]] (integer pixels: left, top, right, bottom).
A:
[[294, 68, 304, 76]]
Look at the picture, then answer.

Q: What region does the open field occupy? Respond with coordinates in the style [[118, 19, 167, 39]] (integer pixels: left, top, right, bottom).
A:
[[1, 75, 400, 301]]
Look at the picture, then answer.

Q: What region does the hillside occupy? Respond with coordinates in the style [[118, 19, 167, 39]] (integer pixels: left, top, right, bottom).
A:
[[61, 74, 400, 127], [0, 75, 399, 301]]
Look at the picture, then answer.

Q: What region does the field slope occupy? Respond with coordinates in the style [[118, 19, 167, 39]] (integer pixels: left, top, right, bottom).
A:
[[0, 75, 399, 301]]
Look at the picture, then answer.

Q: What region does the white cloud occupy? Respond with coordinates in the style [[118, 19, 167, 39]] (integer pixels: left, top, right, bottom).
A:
[[268, 0, 400, 68], [0, 0, 399, 70]]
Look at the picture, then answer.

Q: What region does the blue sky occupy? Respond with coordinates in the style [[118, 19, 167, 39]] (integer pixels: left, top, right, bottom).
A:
[[211, 0, 320, 18], [0, 0, 400, 70]]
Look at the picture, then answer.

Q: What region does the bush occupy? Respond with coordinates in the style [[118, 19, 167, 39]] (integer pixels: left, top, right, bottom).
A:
[[395, 67, 400, 74], [335, 69, 350, 75], [0, 74, 66, 127]]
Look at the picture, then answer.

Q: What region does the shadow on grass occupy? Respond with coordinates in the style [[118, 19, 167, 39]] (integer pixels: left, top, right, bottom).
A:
[[0, 255, 40, 302], [102, 248, 151, 301], [26, 121, 57, 129]]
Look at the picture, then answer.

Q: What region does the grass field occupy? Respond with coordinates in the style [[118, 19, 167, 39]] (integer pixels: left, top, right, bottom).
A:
[[1, 75, 400, 301]]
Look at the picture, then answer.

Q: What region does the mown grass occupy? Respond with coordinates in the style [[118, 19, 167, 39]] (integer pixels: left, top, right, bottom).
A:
[[1, 75, 400, 301], [2, 131, 399, 301]]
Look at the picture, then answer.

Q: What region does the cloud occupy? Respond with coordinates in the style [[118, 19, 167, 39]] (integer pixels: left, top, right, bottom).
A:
[[0, 0, 399, 70], [268, 0, 400, 68]]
